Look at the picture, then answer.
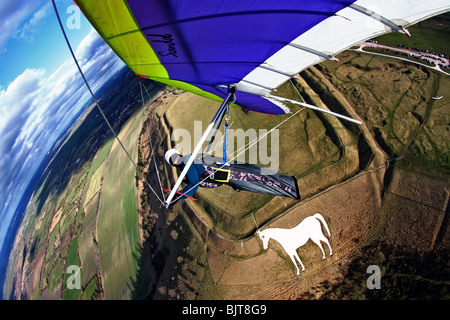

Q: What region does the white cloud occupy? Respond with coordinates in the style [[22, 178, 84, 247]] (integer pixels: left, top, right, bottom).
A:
[[13, 2, 52, 42], [0, 1, 39, 51], [0, 26, 125, 251]]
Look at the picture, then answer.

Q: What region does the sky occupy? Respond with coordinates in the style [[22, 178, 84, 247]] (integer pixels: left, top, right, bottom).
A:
[[0, 0, 125, 253]]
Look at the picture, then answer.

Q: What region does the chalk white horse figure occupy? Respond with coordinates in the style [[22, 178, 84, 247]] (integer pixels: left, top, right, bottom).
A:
[[257, 213, 332, 275]]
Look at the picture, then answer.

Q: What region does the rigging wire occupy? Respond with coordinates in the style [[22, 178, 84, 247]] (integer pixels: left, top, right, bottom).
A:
[[52, 0, 164, 206]]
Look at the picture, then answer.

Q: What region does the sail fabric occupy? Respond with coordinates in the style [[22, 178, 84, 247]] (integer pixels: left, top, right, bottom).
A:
[[184, 155, 301, 200], [75, 0, 450, 115], [201, 163, 301, 200]]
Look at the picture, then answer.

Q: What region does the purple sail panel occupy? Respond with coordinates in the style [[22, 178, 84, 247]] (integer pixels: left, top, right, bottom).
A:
[[195, 84, 287, 115], [126, 0, 356, 86]]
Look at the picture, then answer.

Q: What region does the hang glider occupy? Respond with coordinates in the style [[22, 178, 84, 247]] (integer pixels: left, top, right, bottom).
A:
[[73, 0, 450, 207]]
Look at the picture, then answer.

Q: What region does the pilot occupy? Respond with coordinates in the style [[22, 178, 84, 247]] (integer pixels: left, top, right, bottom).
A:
[[164, 149, 205, 206]]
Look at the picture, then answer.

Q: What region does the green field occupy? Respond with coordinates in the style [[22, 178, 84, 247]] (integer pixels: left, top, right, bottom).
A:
[[375, 13, 450, 56], [97, 108, 143, 299], [79, 193, 99, 288]]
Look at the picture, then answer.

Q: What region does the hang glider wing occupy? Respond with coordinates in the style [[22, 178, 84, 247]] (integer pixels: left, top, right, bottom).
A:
[[75, 0, 450, 115]]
